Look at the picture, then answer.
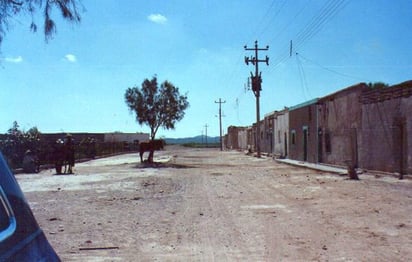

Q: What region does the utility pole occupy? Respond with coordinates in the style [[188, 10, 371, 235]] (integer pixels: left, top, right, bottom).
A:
[[244, 40, 269, 158], [204, 124, 208, 147], [215, 98, 226, 151]]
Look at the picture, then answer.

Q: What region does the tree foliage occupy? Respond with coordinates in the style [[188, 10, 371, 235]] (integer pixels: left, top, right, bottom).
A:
[[0, 121, 41, 168], [124, 76, 189, 140], [0, 0, 82, 45], [367, 82, 389, 89]]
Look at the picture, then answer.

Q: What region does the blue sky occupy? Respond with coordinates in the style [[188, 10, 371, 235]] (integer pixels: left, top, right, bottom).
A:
[[1, 0, 411, 138]]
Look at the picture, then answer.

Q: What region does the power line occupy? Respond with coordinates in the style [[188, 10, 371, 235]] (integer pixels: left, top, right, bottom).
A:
[[270, 0, 350, 70], [295, 53, 310, 100], [227, 0, 277, 107], [296, 53, 372, 82], [229, 0, 350, 124], [294, 0, 349, 49], [256, 0, 288, 40], [271, 1, 311, 42], [249, 0, 277, 40]]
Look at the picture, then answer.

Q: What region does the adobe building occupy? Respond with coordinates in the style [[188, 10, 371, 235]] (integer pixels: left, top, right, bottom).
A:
[[263, 112, 274, 154], [317, 83, 367, 167], [288, 98, 319, 162], [226, 126, 250, 150], [104, 132, 149, 143], [257, 120, 265, 154], [226, 126, 243, 150], [360, 80, 412, 176], [238, 127, 249, 150], [246, 126, 254, 152], [263, 108, 289, 158]]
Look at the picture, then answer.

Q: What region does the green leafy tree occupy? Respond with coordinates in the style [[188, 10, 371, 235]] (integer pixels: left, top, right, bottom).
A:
[[0, 0, 82, 46], [125, 76, 189, 161]]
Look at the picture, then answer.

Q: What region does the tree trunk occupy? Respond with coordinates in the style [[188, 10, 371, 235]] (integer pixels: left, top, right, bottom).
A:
[[345, 160, 359, 180], [348, 164, 359, 180], [148, 138, 155, 163]]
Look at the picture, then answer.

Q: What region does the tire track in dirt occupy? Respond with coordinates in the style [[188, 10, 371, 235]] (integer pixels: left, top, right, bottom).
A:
[[215, 161, 331, 260], [223, 166, 294, 260], [253, 165, 342, 260], [154, 172, 209, 260], [166, 150, 256, 260], [200, 174, 245, 260], [205, 173, 267, 260]]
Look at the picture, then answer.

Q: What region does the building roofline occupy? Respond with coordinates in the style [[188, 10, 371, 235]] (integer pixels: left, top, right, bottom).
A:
[[264, 107, 289, 118], [390, 80, 412, 88], [289, 98, 319, 111], [318, 82, 367, 102]]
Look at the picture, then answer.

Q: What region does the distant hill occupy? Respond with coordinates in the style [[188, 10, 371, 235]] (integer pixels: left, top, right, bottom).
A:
[[165, 135, 220, 145]]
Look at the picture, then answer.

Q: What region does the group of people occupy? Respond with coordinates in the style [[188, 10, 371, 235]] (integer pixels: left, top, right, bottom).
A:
[[21, 134, 76, 174], [53, 134, 75, 174]]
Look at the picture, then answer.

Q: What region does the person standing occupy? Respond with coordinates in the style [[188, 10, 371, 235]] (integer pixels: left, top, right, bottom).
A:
[[64, 134, 75, 174]]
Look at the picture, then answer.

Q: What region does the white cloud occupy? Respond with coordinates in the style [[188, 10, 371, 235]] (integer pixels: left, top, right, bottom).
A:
[[64, 54, 77, 62], [5, 56, 23, 63], [148, 14, 168, 24]]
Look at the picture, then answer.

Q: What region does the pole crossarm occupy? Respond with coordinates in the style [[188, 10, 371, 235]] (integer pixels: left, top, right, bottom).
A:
[[244, 40, 269, 98], [244, 56, 269, 66]]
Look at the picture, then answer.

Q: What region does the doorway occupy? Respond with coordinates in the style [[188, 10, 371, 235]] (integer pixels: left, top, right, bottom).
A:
[[284, 132, 288, 157], [303, 127, 308, 161]]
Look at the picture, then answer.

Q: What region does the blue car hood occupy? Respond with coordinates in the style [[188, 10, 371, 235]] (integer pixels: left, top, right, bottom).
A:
[[0, 152, 60, 261]]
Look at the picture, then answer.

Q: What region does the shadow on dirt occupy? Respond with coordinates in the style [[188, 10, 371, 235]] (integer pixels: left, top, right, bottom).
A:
[[134, 161, 194, 169], [53, 172, 75, 176]]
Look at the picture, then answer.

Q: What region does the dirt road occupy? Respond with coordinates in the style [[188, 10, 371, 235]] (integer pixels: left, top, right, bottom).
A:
[[17, 146, 412, 261]]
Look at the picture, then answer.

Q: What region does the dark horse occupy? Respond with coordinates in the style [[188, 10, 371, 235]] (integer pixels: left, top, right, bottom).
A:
[[139, 139, 164, 163]]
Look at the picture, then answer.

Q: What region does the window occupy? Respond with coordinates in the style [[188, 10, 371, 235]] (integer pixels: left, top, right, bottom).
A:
[[291, 130, 296, 145], [0, 186, 17, 242]]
